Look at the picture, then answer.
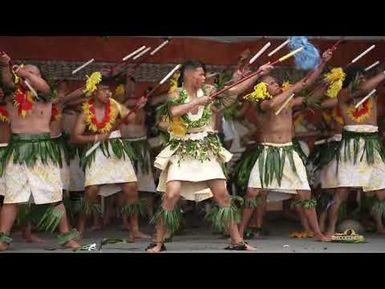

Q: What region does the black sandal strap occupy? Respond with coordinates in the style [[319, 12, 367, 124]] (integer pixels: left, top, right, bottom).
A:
[[224, 241, 248, 251], [145, 242, 167, 251]]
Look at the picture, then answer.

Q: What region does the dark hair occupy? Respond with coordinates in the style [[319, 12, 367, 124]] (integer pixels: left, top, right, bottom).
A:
[[99, 76, 115, 86], [113, 73, 136, 85], [342, 65, 364, 89], [259, 74, 275, 86], [177, 60, 206, 87]]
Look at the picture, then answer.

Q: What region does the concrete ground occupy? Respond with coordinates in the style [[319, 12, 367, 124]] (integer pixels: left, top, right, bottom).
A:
[[2, 213, 385, 253]]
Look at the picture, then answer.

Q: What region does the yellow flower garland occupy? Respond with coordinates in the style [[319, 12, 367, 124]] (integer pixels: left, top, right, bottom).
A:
[[346, 97, 373, 123], [243, 82, 272, 102], [82, 97, 119, 133], [323, 68, 346, 98], [83, 72, 102, 97]]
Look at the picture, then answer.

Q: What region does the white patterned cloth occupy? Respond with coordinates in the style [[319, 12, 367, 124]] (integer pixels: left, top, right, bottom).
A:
[[155, 129, 232, 202], [85, 131, 137, 189], [319, 134, 342, 189], [325, 125, 385, 191], [4, 157, 63, 204], [52, 134, 70, 191], [248, 142, 310, 194]]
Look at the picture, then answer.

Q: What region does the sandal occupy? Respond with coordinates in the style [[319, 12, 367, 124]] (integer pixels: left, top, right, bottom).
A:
[[145, 242, 167, 252], [224, 241, 248, 251]]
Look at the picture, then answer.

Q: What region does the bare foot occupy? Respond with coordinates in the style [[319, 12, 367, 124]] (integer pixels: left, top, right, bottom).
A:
[[225, 241, 257, 251], [23, 233, 46, 243], [130, 231, 151, 241], [324, 231, 334, 238], [146, 245, 161, 253], [244, 243, 257, 251], [314, 233, 332, 242], [145, 242, 166, 253], [0, 242, 9, 251], [63, 239, 81, 250]]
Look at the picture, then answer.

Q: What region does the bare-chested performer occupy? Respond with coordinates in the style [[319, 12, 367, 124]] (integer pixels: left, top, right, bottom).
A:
[[0, 53, 80, 251], [71, 71, 148, 240], [237, 49, 334, 242], [324, 66, 385, 235]]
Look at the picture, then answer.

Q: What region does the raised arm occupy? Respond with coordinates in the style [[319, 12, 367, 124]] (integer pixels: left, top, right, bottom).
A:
[[321, 98, 338, 109], [213, 63, 274, 112], [228, 63, 274, 96], [57, 86, 85, 105], [168, 90, 209, 118], [339, 71, 385, 103], [358, 71, 385, 92], [301, 49, 333, 88], [288, 48, 333, 99], [0, 53, 14, 88], [261, 49, 333, 112], [15, 66, 50, 93], [150, 92, 169, 106]]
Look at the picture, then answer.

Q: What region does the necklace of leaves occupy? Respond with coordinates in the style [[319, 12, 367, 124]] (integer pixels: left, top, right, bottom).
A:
[[179, 87, 212, 129]]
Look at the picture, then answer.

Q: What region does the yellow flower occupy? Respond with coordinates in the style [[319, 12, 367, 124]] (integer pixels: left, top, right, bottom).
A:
[[323, 68, 346, 98], [82, 97, 119, 133], [83, 71, 102, 96], [114, 84, 125, 96], [168, 71, 180, 93], [324, 67, 345, 82], [325, 80, 343, 98], [281, 80, 291, 92], [243, 82, 272, 102]]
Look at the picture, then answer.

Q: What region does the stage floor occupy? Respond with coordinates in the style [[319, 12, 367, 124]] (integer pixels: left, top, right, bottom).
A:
[[2, 217, 385, 253]]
